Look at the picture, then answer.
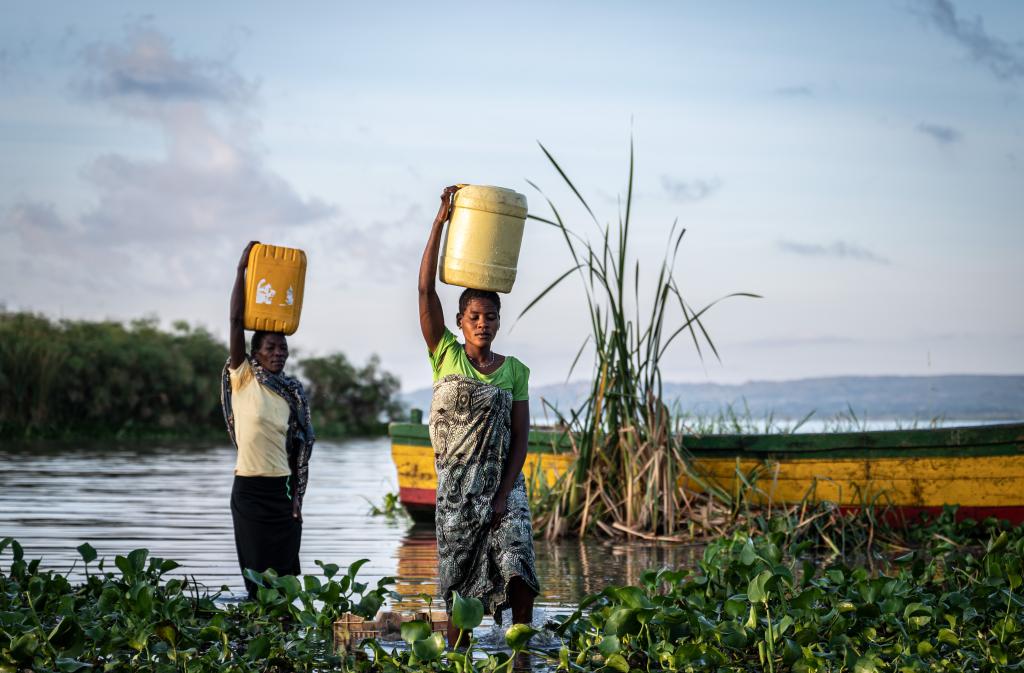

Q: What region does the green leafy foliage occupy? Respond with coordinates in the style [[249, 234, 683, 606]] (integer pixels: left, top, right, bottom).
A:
[[299, 353, 402, 436], [0, 539, 392, 672], [550, 517, 1024, 673], [451, 591, 484, 632], [0, 310, 402, 439], [4, 516, 1023, 672]]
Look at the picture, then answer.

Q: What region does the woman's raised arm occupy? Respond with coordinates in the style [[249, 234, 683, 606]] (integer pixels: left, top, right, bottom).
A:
[[229, 241, 258, 368], [418, 186, 458, 353]]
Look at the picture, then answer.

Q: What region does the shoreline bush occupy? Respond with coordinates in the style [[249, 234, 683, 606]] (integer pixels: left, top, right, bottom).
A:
[[0, 310, 402, 441]]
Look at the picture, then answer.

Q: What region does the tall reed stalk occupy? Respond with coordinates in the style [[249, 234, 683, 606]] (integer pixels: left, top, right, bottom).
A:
[[521, 141, 759, 538]]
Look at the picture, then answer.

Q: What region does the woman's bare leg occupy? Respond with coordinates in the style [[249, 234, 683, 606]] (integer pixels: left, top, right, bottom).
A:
[[446, 622, 464, 648], [508, 577, 535, 625]]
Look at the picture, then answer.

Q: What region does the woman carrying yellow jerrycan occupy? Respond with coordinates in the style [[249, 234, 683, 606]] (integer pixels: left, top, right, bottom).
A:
[[418, 185, 538, 646], [221, 240, 314, 600]]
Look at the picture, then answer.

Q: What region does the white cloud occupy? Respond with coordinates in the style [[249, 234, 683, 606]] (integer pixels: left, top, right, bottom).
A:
[[777, 239, 890, 265], [660, 176, 721, 202], [3, 23, 344, 301]]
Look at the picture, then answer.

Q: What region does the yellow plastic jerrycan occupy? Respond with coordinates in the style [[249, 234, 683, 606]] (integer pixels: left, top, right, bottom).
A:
[[244, 243, 307, 335], [439, 185, 528, 293]]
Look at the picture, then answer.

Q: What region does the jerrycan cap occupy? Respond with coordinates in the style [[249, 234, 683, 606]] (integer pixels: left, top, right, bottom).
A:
[[453, 185, 528, 219]]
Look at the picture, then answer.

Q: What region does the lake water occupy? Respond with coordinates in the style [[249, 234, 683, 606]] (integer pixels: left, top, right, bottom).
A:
[[0, 437, 701, 626]]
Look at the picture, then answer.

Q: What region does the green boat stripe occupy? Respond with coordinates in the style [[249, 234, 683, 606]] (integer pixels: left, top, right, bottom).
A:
[[389, 422, 1024, 459]]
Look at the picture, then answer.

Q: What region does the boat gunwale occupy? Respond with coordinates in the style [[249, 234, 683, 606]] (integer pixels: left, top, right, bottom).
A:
[[389, 421, 1024, 459]]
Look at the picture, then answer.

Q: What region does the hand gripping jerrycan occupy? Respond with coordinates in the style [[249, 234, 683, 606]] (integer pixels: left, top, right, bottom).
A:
[[439, 185, 528, 294], [244, 243, 307, 335]]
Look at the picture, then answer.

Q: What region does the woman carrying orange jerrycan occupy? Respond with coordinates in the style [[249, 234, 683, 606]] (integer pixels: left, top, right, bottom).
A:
[[221, 241, 315, 600], [418, 186, 539, 645]]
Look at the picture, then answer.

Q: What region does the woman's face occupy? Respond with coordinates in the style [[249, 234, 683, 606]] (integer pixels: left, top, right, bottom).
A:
[[255, 333, 289, 373], [457, 298, 500, 349]]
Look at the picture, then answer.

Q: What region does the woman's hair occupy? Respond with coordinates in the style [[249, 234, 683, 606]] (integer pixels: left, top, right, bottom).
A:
[[251, 330, 272, 353], [458, 288, 501, 314]]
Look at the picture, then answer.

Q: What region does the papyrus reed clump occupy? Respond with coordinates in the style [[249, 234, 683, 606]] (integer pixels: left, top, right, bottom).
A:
[[521, 141, 759, 538]]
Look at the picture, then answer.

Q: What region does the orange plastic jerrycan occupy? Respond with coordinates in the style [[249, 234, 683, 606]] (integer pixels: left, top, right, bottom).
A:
[[439, 185, 528, 293], [244, 243, 307, 335]]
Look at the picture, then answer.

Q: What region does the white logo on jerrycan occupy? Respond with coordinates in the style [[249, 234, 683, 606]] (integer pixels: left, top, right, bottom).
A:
[[255, 278, 276, 305], [283, 286, 294, 307]]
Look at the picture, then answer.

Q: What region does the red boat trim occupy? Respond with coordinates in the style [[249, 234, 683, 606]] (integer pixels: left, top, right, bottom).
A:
[[401, 487, 1024, 525], [399, 486, 436, 507], [838, 505, 1024, 525]]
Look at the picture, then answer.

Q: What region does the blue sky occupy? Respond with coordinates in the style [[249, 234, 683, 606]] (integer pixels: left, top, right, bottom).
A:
[[2, 1, 1022, 391]]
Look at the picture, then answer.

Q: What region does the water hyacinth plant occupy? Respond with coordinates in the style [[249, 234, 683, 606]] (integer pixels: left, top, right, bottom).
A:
[[548, 517, 1024, 673], [4, 513, 1022, 672], [521, 140, 760, 538], [0, 536, 392, 672]]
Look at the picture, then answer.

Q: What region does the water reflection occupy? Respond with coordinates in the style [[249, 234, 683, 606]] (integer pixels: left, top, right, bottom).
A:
[[393, 524, 703, 615], [0, 438, 702, 611]]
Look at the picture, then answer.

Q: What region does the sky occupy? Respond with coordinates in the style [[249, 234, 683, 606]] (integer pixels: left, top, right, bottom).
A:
[[2, 0, 1022, 392]]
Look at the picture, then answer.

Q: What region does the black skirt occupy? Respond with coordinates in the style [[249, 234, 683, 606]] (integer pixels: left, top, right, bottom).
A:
[[231, 475, 301, 599]]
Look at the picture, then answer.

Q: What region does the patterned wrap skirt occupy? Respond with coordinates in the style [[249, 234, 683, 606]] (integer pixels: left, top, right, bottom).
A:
[[429, 374, 539, 622]]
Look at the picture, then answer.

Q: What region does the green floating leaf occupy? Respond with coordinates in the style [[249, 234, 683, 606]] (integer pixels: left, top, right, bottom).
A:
[[9, 632, 40, 662], [158, 559, 180, 574], [937, 628, 959, 646], [347, 558, 369, 581], [76, 542, 97, 564], [127, 548, 148, 573], [724, 596, 747, 618], [197, 626, 222, 642], [273, 574, 302, 601], [988, 531, 1010, 554], [400, 620, 432, 645], [154, 622, 178, 646], [609, 586, 652, 609], [242, 568, 266, 588], [412, 632, 445, 661], [604, 607, 640, 636], [357, 591, 384, 618], [720, 623, 749, 649], [451, 591, 484, 631], [303, 574, 322, 594], [782, 637, 802, 665], [316, 559, 340, 578], [598, 635, 621, 656], [605, 653, 630, 673], [246, 635, 270, 660], [55, 658, 91, 673], [505, 623, 538, 651], [747, 570, 773, 604], [740, 538, 757, 566]]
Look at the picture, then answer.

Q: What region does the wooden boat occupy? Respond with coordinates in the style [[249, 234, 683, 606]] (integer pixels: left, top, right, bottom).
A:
[[390, 420, 1024, 525]]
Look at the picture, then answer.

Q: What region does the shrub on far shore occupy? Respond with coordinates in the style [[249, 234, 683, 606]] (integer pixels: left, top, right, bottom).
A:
[[0, 310, 402, 440]]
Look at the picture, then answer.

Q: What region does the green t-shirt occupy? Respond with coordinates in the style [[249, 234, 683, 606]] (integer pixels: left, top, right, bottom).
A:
[[429, 329, 530, 401]]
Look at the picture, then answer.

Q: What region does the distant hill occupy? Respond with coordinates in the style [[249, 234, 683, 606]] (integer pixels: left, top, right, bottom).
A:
[[400, 375, 1024, 423]]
